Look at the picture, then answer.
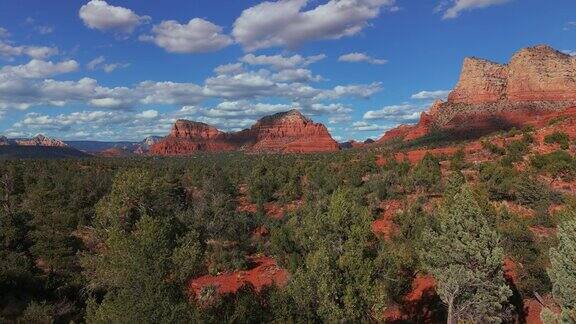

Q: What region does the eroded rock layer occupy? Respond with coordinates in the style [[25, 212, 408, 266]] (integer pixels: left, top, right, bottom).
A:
[[149, 110, 339, 155], [379, 45, 576, 142]]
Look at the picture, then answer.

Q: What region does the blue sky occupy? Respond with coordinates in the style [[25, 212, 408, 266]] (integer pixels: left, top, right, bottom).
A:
[[0, 0, 574, 142]]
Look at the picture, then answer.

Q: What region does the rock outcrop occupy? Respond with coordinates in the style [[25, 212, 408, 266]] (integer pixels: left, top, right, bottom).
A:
[[379, 45, 576, 142], [150, 110, 339, 155], [0, 134, 69, 147]]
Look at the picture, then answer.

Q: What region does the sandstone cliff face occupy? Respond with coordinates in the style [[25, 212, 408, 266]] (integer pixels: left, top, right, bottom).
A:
[[379, 45, 576, 142], [507, 46, 576, 102], [149, 110, 339, 155], [448, 45, 576, 105], [241, 110, 340, 153], [149, 120, 238, 156], [448, 57, 508, 104]]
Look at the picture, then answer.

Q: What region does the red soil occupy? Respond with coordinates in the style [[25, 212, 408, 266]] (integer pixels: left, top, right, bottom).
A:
[[188, 256, 289, 296], [383, 275, 439, 323], [372, 200, 403, 240]]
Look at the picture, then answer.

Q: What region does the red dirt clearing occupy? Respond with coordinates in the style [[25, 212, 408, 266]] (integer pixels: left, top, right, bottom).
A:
[[372, 200, 403, 240], [188, 256, 289, 296]]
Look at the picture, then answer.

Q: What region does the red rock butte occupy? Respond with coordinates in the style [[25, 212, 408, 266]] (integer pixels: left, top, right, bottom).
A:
[[379, 45, 576, 142], [149, 109, 340, 155]]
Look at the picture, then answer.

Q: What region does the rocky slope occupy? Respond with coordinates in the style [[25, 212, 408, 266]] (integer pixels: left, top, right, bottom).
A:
[[149, 110, 339, 155], [379, 45, 576, 142]]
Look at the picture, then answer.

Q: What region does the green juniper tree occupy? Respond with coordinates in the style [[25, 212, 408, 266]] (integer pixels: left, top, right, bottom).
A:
[[543, 211, 576, 323], [420, 185, 512, 323]]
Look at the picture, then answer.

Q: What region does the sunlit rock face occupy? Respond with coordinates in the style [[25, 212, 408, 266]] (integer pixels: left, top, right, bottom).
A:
[[379, 45, 576, 142], [149, 109, 339, 156]]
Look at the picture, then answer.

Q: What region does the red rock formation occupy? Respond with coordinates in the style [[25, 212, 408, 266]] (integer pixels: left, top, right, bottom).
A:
[[149, 120, 238, 155], [379, 45, 576, 142], [150, 110, 339, 155], [242, 110, 339, 153]]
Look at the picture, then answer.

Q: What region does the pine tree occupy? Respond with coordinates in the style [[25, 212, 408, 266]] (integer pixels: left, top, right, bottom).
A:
[[420, 185, 512, 323], [545, 212, 576, 323]]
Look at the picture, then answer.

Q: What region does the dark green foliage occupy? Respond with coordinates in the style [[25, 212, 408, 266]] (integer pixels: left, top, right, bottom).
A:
[[531, 150, 576, 180], [420, 185, 512, 323], [410, 153, 442, 193], [544, 131, 570, 149], [545, 208, 576, 323], [482, 141, 506, 155], [496, 208, 551, 297]]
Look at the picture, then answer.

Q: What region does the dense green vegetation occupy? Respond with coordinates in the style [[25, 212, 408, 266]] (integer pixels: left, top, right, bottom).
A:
[[0, 144, 573, 323]]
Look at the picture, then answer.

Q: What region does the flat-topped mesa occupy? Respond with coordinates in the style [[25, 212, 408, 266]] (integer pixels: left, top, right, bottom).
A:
[[149, 109, 339, 155]]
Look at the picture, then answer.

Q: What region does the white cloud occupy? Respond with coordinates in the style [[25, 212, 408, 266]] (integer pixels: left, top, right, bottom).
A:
[[271, 68, 322, 83], [79, 0, 150, 34], [141, 18, 232, 53], [438, 0, 511, 19], [0, 41, 58, 59], [240, 53, 325, 70], [338, 52, 387, 65], [363, 104, 423, 121], [87, 56, 130, 73], [351, 121, 389, 131], [411, 90, 450, 100], [233, 0, 395, 51], [314, 82, 382, 100], [214, 63, 244, 75], [561, 50, 576, 56], [136, 109, 159, 119], [1, 59, 79, 79]]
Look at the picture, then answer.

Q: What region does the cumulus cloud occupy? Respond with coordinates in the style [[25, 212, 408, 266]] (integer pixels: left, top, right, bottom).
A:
[[0, 59, 79, 79], [79, 0, 150, 34], [240, 53, 325, 70], [437, 0, 511, 19], [0, 41, 58, 59], [87, 56, 130, 73], [233, 0, 395, 51], [141, 18, 233, 53], [411, 90, 450, 100], [363, 104, 423, 121], [351, 121, 390, 131], [214, 63, 244, 75], [338, 52, 387, 65]]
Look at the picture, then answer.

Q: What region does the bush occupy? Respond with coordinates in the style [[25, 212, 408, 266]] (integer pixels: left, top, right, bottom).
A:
[[544, 131, 570, 150], [531, 150, 576, 180]]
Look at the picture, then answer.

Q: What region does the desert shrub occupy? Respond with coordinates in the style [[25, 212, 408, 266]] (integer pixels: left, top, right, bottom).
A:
[[502, 140, 529, 165], [531, 150, 576, 180], [482, 141, 506, 155], [479, 163, 517, 201], [409, 153, 442, 193], [544, 131, 570, 150]]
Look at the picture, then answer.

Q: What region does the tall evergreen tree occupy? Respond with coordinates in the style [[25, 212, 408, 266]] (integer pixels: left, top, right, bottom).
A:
[[420, 185, 511, 323], [544, 212, 576, 323]]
